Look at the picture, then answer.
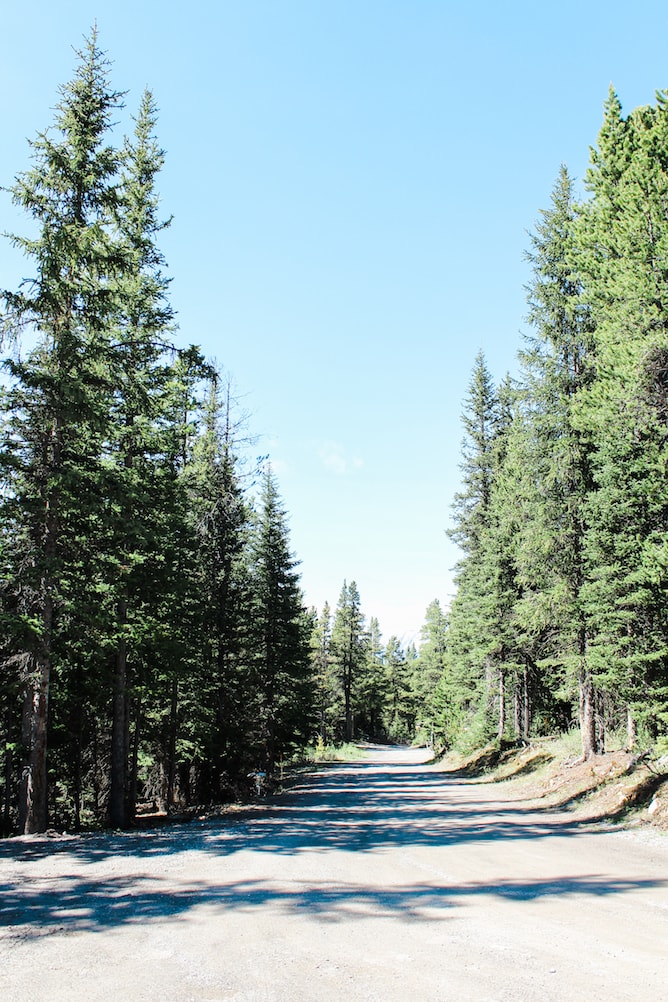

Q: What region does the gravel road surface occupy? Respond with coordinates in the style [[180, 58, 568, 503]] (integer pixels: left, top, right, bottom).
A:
[[1, 745, 666, 1001]]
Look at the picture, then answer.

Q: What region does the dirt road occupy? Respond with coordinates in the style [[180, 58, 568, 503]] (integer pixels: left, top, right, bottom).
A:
[[1, 745, 667, 1001]]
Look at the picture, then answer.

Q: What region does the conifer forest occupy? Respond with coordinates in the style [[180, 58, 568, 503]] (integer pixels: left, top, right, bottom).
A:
[[1, 34, 668, 835]]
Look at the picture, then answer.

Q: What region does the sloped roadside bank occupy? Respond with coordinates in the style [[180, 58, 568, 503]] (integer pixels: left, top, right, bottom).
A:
[[436, 738, 668, 833]]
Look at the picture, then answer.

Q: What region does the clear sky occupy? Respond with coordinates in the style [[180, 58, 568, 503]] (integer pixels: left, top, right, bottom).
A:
[[2, 1, 668, 646]]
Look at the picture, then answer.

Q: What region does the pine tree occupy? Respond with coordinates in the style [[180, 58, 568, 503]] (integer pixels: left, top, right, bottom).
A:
[[518, 166, 598, 756], [450, 350, 499, 553], [414, 599, 448, 744], [331, 581, 367, 742], [577, 93, 668, 743], [383, 637, 415, 741], [245, 467, 313, 772], [105, 88, 178, 827], [443, 352, 501, 744], [144, 346, 209, 810], [357, 616, 387, 740], [1, 30, 124, 832], [310, 602, 336, 743], [486, 397, 549, 740], [186, 374, 252, 795]]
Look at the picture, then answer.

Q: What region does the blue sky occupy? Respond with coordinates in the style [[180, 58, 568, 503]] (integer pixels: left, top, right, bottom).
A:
[[3, 1, 668, 645]]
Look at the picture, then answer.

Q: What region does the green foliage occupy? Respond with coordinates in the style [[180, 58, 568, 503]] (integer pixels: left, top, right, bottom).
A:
[[0, 31, 318, 834], [244, 467, 315, 770], [330, 580, 367, 742], [441, 90, 668, 759], [310, 602, 338, 743], [309, 592, 434, 747], [6, 35, 668, 834], [303, 740, 367, 763]]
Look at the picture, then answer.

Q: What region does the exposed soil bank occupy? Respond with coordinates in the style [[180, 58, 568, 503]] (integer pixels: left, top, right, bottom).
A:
[[442, 739, 668, 830]]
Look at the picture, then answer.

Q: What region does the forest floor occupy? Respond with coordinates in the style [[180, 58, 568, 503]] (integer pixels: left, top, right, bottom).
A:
[[1, 744, 667, 1002]]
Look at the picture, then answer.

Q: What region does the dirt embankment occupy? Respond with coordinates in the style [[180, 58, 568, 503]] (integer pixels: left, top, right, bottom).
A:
[[441, 738, 668, 831]]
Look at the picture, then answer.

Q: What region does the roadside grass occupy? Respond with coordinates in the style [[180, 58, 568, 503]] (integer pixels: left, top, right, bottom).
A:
[[300, 740, 369, 764]]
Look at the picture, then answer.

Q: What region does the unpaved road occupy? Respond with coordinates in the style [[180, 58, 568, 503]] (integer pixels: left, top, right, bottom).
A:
[[1, 746, 667, 1002]]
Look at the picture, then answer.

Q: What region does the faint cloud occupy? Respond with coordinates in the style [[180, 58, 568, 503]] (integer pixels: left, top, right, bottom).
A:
[[260, 435, 289, 477], [317, 441, 364, 476], [271, 457, 289, 476]]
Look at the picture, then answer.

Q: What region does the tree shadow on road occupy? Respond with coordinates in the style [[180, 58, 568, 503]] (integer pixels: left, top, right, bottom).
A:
[[2, 871, 664, 936], [2, 758, 666, 937], [0, 762, 641, 867]]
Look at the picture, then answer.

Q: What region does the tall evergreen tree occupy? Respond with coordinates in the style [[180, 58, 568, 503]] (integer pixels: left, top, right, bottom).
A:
[[450, 350, 499, 553], [577, 93, 668, 743], [331, 580, 366, 741], [383, 637, 415, 741], [186, 375, 252, 795], [414, 599, 448, 743], [442, 352, 501, 744], [1, 30, 123, 832], [518, 166, 598, 756], [245, 467, 313, 772], [357, 616, 387, 740], [310, 602, 336, 743], [104, 88, 178, 827]]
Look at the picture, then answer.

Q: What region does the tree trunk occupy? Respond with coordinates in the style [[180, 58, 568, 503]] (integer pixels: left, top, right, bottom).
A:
[[19, 583, 54, 835], [20, 657, 51, 833], [109, 601, 128, 827], [129, 695, 142, 817], [522, 666, 530, 739], [595, 690, 605, 754], [3, 705, 14, 835], [498, 668, 506, 739], [167, 676, 179, 810], [579, 668, 597, 759], [73, 719, 82, 831], [484, 657, 495, 725], [513, 669, 530, 740], [20, 414, 61, 834]]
